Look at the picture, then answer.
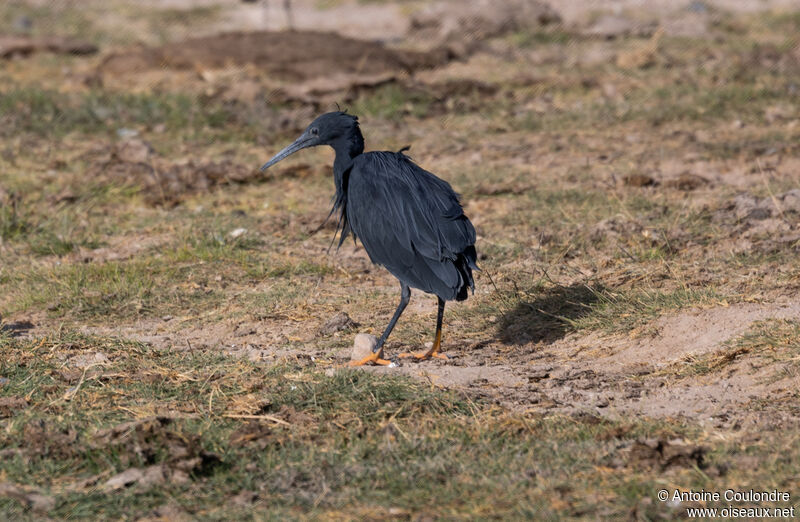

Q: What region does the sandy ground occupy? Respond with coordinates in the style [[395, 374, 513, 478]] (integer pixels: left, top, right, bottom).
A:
[[4, 0, 800, 437]]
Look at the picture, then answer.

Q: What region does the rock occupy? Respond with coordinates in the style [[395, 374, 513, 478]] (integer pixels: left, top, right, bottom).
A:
[[780, 189, 800, 213], [116, 128, 138, 139], [103, 465, 167, 490], [664, 173, 708, 191], [583, 15, 656, 39], [104, 468, 145, 490], [229, 228, 247, 239], [351, 333, 378, 362], [114, 138, 153, 164], [68, 352, 110, 368], [731, 194, 772, 221], [318, 312, 359, 336]]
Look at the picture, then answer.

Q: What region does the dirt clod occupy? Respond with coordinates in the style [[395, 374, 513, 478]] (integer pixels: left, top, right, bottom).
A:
[[589, 215, 644, 243], [97, 30, 449, 81], [0, 35, 97, 59], [627, 438, 707, 470], [318, 312, 359, 336], [22, 420, 79, 458], [229, 421, 274, 450], [664, 173, 708, 191], [623, 174, 657, 187], [0, 396, 28, 418], [91, 146, 262, 207], [0, 482, 55, 513], [114, 138, 153, 164], [231, 490, 259, 506], [93, 417, 221, 487]]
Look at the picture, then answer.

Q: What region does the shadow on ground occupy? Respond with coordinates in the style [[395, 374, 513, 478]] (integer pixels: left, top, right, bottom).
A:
[[497, 283, 601, 345], [0, 320, 34, 337]]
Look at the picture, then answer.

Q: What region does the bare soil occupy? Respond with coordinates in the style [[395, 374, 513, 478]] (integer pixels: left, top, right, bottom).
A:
[[3, 0, 800, 516]]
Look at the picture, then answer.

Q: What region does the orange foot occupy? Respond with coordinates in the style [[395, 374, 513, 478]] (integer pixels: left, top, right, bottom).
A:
[[397, 350, 450, 361], [348, 351, 394, 366]]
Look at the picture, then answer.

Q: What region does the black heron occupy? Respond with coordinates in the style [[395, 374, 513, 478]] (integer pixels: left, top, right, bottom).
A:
[[261, 112, 478, 365]]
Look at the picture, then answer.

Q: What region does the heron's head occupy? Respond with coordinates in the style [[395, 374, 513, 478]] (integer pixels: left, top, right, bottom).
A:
[[260, 112, 361, 171]]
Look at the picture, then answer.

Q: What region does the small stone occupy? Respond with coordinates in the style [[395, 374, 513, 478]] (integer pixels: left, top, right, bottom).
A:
[[13, 16, 33, 32], [234, 323, 256, 337], [780, 189, 800, 213], [116, 128, 139, 139], [104, 468, 144, 490], [583, 14, 655, 39], [114, 138, 152, 163], [319, 312, 359, 336], [351, 333, 377, 362], [68, 352, 110, 368], [229, 228, 247, 239]]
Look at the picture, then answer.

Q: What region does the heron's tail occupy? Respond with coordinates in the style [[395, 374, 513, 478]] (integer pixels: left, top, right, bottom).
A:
[[454, 245, 478, 301]]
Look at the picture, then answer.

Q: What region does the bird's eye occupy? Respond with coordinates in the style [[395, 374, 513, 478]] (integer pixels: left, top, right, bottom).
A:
[[311, 128, 319, 136]]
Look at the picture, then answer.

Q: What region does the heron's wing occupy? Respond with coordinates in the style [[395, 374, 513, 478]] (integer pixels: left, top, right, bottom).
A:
[[346, 152, 476, 290]]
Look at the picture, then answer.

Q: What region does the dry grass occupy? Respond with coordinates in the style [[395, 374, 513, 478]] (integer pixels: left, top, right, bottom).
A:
[[2, 0, 800, 518], [2, 330, 799, 519]]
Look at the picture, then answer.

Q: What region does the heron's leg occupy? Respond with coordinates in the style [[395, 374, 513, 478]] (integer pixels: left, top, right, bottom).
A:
[[398, 297, 450, 361], [349, 283, 410, 366]]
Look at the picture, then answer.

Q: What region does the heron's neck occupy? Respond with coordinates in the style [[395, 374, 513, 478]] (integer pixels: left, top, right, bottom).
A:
[[331, 126, 364, 190]]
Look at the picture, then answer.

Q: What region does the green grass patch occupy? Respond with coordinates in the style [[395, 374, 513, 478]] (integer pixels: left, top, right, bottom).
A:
[[0, 88, 265, 142], [351, 83, 434, 120], [508, 71, 793, 133], [0, 195, 104, 256], [508, 27, 572, 47], [0, 199, 28, 242], [4, 257, 222, 321], [571, 286, 725, 334], [3, 330, 792, 520]]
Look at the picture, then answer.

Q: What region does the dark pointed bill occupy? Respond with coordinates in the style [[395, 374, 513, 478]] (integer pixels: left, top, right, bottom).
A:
[[260, 135, 316, 171]]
